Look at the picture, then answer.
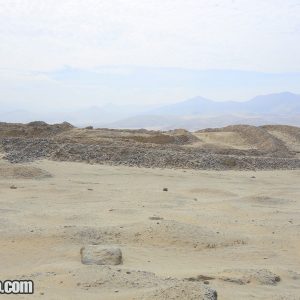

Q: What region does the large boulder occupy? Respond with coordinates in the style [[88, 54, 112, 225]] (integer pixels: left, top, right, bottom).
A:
[[80, 245, 122, 265]]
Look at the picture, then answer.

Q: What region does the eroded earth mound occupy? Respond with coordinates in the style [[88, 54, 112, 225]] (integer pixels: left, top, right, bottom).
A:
[[0, 122, 300, 170]]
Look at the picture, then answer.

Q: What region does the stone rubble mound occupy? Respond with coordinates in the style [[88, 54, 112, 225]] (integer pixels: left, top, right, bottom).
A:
[[1, 122, 300, 170]]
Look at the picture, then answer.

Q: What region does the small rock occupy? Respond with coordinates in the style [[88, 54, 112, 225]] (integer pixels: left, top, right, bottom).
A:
[[163, 188, 168, 192], [80, 245, 122, 265], [185, 275, 215, 282], [10, 185, 17, 189], [149, 216, 164, 220]]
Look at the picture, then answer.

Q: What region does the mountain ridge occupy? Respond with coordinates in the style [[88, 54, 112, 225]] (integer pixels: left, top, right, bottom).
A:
[[107, 92, 300, 130], [1, 92, 300, 129], [147, 92, 300, 116]]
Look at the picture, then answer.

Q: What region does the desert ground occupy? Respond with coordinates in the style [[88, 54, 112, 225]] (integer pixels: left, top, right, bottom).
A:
[[0, 159, 300, 299], [0, 122, 300, 299]]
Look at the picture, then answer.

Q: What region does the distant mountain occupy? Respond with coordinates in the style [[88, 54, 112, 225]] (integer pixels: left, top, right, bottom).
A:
[[242, 92, 300, 114], [108, 113, 300, 131], [107, 115, 181, 130], [1, 92, 299, 130], [108, 92, 300, 130], [0, 104, 153, 127], [149, 96, 238, 115], [148, 92, 300, 116]]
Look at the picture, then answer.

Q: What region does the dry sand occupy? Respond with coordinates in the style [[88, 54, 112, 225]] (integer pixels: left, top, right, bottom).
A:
[[0, 159, 300, 299]]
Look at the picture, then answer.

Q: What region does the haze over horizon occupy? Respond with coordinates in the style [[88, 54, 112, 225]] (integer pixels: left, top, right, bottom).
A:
[[1, 0, 300, 112]]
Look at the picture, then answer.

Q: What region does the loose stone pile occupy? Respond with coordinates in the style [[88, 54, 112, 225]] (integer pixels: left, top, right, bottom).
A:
[[0, 122, 300, 170]]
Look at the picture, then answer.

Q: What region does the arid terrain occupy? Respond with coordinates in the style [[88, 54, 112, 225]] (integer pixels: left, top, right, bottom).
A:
[[1, 122, 300, 170], [0, 122, 300, 299]]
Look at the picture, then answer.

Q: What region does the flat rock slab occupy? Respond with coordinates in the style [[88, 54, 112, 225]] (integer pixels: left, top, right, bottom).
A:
[[80, 245, 122, 265]]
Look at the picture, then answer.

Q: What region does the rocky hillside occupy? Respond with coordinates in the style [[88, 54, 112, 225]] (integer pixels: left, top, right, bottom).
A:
[[0, 122, 300, 170]]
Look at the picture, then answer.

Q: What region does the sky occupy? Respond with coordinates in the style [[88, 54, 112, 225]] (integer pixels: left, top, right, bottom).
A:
[[0, 0, 300, 110]]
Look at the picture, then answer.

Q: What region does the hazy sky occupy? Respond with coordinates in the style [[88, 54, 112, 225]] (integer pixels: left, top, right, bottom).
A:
[[0, 0, 300, 109]]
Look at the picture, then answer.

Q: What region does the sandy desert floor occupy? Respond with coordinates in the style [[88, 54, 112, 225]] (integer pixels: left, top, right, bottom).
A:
[[0, 159, 300, 299]]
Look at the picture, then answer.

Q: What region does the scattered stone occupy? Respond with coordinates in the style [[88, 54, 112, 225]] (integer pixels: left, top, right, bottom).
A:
[[149, 216, 164, 220], [219, 269, 281, 285], [185, 275, 215, 282], [80, 245, 122, 265], [141, 281, 217, 300], [163, 188, 168, 192], [0, 122, 299, 170], [222, 277, 246, 285], [10, 185, 17, 189], [74, 219, 246, 250]]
